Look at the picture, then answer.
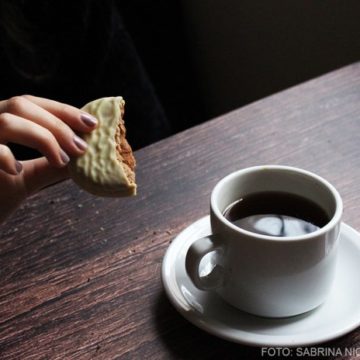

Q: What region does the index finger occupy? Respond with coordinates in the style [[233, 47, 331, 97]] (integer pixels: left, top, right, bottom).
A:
[[23, 95, 98, 133]]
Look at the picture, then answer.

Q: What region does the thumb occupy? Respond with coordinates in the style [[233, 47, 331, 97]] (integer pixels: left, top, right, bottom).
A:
[[22, 157, 70, 195]]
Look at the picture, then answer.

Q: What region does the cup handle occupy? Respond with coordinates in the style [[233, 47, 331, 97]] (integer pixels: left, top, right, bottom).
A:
[[185, 235, 225, 291]]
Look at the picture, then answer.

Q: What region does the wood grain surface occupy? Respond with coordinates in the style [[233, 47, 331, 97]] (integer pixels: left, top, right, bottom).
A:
[[1, 63, 360, 359]]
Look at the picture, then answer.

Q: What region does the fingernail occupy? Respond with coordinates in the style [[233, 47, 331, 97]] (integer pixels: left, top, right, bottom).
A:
[[81, 113, 97, 127], [15, 161, 23, 174], [73, 135, 88, 151], [60, 149, 70, 165]]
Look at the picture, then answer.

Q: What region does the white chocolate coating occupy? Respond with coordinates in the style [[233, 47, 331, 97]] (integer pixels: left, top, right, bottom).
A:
[[69, 97, 136, 197]]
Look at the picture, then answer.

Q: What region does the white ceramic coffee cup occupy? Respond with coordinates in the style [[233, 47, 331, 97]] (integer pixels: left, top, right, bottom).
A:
[[185, 165, 343, 317]]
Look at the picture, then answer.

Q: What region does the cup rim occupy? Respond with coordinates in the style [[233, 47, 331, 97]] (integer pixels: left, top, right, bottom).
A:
[[211, 165, 343, 241]]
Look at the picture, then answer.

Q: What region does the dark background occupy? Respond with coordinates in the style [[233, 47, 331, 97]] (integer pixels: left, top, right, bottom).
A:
[[1, 0, 360, 152], [122, 0, 360, 127]]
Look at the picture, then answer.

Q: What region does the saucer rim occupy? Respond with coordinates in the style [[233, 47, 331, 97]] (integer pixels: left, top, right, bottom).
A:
[[161, 216, 360, 347]]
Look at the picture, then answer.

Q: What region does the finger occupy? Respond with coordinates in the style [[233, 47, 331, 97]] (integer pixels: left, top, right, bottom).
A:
[[0, 112, 69, 167], [2, 96, 88, 157], [23, 95, 98, 132], [0, 144, 22, 175], [22, 157, 69, 195]]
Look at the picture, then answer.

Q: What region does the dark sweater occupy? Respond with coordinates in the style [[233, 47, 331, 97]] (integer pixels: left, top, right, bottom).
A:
[[0, 0, 171, 158]]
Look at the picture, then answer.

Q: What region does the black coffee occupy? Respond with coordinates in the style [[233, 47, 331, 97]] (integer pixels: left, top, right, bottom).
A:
[[223, 191, 330, 237]]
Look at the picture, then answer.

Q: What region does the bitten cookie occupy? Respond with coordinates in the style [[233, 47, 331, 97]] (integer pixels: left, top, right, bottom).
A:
[[69, 97, 136, 197]]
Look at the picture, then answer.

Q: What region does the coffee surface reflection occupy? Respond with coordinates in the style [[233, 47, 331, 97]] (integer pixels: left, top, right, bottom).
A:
[[223, 192, 329, 237]]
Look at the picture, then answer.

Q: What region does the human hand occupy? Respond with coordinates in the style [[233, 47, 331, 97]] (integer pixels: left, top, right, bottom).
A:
[[0, 95, 98, 224]]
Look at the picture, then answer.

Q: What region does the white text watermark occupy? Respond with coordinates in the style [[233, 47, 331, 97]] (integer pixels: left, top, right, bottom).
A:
[[261, 347, 360, 357]]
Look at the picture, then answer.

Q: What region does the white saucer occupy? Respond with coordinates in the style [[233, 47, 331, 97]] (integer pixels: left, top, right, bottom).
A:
[[161, 216, 360, 347]]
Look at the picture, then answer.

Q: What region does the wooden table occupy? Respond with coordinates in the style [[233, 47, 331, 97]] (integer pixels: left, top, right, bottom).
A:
[[1, 63, 360, 359]]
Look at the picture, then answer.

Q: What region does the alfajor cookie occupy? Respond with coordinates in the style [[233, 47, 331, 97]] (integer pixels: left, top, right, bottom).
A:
[[69, 97, 136, 197]]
